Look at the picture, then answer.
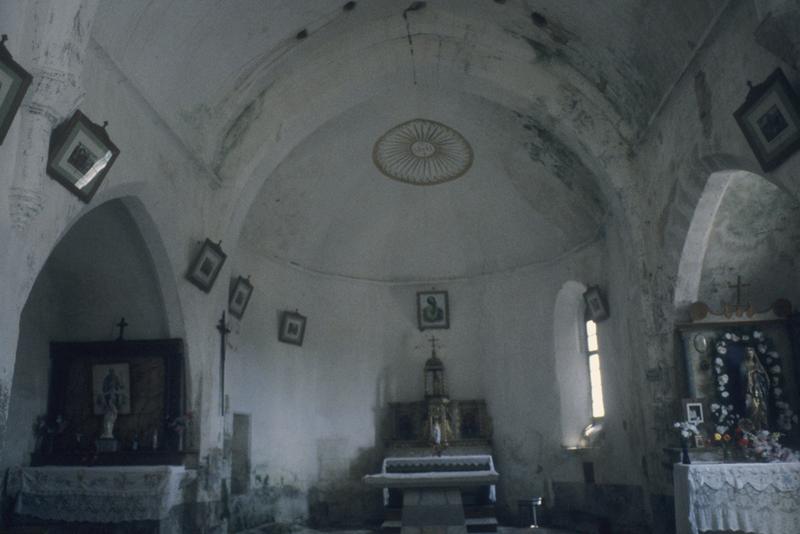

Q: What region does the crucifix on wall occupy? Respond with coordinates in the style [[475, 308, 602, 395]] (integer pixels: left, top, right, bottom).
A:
[[216, 311, 231, 416]]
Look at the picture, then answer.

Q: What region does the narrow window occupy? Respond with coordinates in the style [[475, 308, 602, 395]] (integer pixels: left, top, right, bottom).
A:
[[585, 320, 605, 419]]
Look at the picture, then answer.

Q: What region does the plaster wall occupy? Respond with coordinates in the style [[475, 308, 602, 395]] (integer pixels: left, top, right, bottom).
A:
[[225, 230, 640, 525], [625, 0, 800, 499], [1, 200, 168, 472], [697, 171, 800, 309]]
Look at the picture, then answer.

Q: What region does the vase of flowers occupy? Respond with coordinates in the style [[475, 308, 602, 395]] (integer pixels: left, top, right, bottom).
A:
[[674, 421, 700, 464], [168, 412, 193, 452]]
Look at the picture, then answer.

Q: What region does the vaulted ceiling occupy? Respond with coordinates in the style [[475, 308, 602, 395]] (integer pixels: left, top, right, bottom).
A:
[[91, 0, 727, 280]]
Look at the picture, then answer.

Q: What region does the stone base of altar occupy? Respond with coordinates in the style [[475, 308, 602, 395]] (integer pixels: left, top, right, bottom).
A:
[[400, 488, 467, 534]]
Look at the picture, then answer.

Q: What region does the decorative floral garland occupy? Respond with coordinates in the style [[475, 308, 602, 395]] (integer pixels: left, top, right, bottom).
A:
[[711, 329, 797, 434]]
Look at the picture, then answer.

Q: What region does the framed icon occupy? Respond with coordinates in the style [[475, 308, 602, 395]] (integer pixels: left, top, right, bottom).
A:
[[0, 35, 33, 145], [229, 276, 254, 319], [279, 311, 306, 346], [734, 68, 800, 171], [417, 290, 449, 330], [186, 239, 227, 292], [46, 110, 120, 203]]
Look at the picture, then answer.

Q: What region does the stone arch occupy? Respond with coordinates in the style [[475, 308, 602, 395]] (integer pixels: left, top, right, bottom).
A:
[[2, 197, 184, 471], [553, 280, 591, 447], [673, 161, 800, 310]]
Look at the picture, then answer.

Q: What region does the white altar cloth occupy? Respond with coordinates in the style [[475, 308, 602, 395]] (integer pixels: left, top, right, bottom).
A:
[[674, 462, 800, 534], [8, 465, 196, 523], [364, 454, 498, 505]]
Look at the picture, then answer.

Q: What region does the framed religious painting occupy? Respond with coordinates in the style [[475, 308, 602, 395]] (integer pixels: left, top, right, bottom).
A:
[[417, 290, 449, 330], [186, 239, 227, 293], [46, 110, 120, 203], [279, 311, 306, 346], [0, 35, 33, 145], [229, 276, 254, 319], [734, 68, 800, 172], [583, 286, 609, 321], [91, 362, 131, 415]]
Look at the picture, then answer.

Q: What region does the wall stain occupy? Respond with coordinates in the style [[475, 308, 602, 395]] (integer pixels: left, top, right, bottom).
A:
[[693, 70, 713, 139]]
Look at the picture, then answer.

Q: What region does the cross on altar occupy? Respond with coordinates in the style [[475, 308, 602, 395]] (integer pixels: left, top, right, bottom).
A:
[[727, 276, 750, 307], [428, 335, 441, 355], [116, 317, 128, 340]]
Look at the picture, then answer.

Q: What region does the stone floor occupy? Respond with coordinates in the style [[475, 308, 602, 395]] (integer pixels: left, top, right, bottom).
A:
[[238, 527, 577, 534]]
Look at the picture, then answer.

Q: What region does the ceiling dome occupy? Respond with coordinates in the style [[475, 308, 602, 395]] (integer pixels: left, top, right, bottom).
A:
[[373, 119, 473, 185]]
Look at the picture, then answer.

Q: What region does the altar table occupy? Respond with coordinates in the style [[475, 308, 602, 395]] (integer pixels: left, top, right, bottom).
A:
[[8, 465, 197, 523], [673, 462, 800, 534]]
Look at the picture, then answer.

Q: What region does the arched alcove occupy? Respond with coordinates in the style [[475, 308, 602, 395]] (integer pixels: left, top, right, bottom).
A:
[[675, 170, 800, 311], [2, 199, 172, 470], [553, 280, 591, 447]]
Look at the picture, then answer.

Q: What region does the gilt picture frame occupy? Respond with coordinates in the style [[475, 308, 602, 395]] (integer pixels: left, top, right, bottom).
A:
[[186, 239, 227, 293], [229, 276, 254, 319], [46, 110, 120, 203], [417, 290, 449, 330], [734, 68, 800, 172], [0, 36, 33, 145], [279, 311, 306, 346]]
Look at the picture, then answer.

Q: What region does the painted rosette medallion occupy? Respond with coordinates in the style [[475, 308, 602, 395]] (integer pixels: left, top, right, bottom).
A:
[[373, 119, 473, 185]]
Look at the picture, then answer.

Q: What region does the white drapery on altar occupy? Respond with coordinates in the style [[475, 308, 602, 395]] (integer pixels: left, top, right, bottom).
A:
[[8, 465, 196, 523], [674, 462, 800, 534]]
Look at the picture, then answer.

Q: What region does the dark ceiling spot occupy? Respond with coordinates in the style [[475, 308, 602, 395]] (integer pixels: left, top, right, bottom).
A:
[[404, 1, 426, 16], [531, 12, 548, 27], [494, 0, 506, 4], [343, 1, 356, 11], [296, 29, 308, 40]]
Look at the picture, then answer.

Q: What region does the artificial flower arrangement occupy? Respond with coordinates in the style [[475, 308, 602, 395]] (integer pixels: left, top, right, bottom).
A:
[[712, 329, 797, 432], [168, 411, 193, 451]]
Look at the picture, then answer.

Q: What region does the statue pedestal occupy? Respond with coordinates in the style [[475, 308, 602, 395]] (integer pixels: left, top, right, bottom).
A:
[[96, 438, 119, 452]]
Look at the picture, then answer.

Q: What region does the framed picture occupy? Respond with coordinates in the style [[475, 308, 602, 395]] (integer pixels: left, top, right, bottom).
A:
[[734, 68, 800, 172], [279, 311, 306, 346], [186, 239, 227, 292], [417, 290, 449, 330], [46, 110, 120, 203], [0, 36, 33, 145], [683, 398, 704, 424], [91, 362, 131, 415], [48, 338, 184, 457], [229, 276, 254, 319], [583, 286, 609, 321]]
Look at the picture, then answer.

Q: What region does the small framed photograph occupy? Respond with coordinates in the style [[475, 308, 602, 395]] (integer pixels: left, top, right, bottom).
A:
[[92, 363, 131, 415], [186, 239, 227, 293], [0, 36, 33, 145], [229, 276, 254, 319], [279, 311, 306, 346], [417, 290, 449, 330], [583, 286, 609, 322], [734, 68, 800, 172], [683, 398, 704, 424], [46, 110, 120, 203]]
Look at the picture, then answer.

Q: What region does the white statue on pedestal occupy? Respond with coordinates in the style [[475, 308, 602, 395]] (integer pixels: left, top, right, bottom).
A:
[[100, 402, 118, 439]]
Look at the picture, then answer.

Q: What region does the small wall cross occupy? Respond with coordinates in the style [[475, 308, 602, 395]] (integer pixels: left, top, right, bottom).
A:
[[727, 275, 750, 307], [116, 317, 129, 340]]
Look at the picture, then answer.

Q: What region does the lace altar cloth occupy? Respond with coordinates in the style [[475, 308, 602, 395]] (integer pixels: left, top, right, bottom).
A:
[[8, 465, 196, 523], [674, 462, 800, 534]]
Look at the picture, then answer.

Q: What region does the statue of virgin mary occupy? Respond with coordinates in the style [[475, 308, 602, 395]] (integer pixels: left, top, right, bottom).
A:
[[744, 346, 770, 431]]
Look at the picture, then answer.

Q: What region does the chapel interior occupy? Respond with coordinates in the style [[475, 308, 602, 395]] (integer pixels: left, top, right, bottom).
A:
[[1, 1, 800, 534]]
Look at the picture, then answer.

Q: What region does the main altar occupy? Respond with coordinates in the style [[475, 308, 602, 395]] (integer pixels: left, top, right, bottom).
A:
[[364, 340, 499, 534]]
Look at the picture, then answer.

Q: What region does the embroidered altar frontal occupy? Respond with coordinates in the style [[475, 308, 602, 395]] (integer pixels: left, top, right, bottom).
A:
[[674, 462, 800, 534], [9, 465, 197, 523]]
